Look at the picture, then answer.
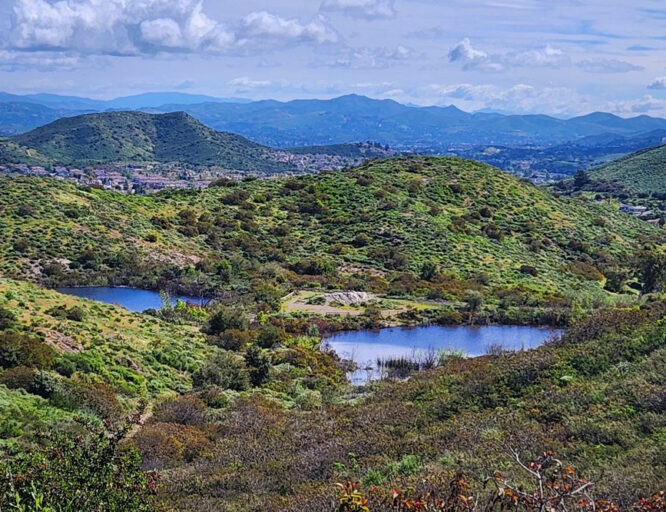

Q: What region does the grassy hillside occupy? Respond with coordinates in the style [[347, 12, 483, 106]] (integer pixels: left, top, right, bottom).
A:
[[1, 156, 665, 510], [143, 303, 666, 511], [2, 281, 665, 510], [0, 157, 660, 317], [590, 144, 666, 194], [1, 111, 291, 172]]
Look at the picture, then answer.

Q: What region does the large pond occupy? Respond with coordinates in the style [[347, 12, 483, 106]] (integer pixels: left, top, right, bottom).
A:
[[325, 325, 561, 385], [56, 287, 207, 313]]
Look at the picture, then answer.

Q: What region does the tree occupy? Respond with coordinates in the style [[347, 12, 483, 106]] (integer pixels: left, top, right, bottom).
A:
[[635, 248, 666, 294], [206, 307, 248, 336], [245, 345, 271, 387], [420, 261, 438, 282]]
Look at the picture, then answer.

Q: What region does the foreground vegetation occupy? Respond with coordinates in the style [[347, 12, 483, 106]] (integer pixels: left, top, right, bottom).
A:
[[1, 277, 665, 510]]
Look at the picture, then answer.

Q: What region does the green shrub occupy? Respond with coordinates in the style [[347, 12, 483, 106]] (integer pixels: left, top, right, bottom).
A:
[[0, 333, 56, 370], [192, 352, 249, 391]]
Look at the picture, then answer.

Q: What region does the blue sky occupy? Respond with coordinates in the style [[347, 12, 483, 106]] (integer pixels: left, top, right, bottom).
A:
[[1, 0, 666, 117]]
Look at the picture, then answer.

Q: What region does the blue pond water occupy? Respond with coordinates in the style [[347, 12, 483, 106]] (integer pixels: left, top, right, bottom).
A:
[[325, 325, 560, 385], [56, 287, 206, 313]]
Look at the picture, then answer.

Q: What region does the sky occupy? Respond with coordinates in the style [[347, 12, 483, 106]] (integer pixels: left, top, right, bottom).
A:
[[1, 0, 666, 117]]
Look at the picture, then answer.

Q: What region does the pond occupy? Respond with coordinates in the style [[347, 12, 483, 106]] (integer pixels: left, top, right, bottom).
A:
[[56, 287, 208, 313], [324, 325, 561, 385]]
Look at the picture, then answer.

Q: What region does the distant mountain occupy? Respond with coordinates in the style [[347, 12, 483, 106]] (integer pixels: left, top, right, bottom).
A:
[[454, 129, 666, 177], [4, 92, 666, 158], [0, 102, 83, 136], [0, 91, 248, 134], [0, 111, 291, 172], [589, 144, 666, 194], [141, 95, 666, 149], [105, 92, 249, 110]]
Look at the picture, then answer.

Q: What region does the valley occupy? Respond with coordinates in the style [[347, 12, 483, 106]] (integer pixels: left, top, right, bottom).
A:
[[1, 102, 666, 512]]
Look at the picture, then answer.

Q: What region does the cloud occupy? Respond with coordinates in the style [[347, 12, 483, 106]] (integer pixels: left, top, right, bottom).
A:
[[423, 82, 589, 116], [448, 38, 569, 72], [321, 44, 417, 68], [4, 0, 335, 58], [648, 77, 666, 90], [238, 12, 337, 45], [229, 76, 274, 89], [604, 95, 666, 116], [448, 38, 488, 65], [320, 0, 396, 19], [576, 59, 643, 74], [0, 49, 80, 71]]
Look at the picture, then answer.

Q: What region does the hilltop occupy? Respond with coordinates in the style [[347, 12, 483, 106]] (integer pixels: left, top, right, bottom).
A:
[[589, 144, 666, 194], [0, 111, 292, 172], [0, 156, 658, 316]]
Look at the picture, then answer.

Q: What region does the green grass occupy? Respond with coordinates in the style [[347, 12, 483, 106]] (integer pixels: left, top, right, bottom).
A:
[[0, 156, 659, 313], [590, 144, 666, 194], [1, 111, 291, 172]]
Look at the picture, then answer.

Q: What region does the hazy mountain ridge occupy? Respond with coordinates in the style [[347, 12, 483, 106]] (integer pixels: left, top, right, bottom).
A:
[[3, 92, 666, 149]]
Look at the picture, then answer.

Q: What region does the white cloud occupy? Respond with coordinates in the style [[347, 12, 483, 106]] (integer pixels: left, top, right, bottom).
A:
[[648, 77, 666, 90], [0, 49, 80, 71], [322, 44, 417, 68], [448, 38, 488, 65], [4, 0, 335, 58], [320, 0, 396, 19], [604, 95, 666, 116], [448, 38, 569, 72], [229, 76, 274, 89], [423, 82, 589, 116], [576, 59, 643, 74], [238, 12, 337, 45]]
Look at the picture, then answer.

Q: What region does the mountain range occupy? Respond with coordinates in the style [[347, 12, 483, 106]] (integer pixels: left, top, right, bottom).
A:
[[3, 92, 666, 150]]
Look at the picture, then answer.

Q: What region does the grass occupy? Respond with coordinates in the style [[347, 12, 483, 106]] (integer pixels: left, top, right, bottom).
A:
[[0, 156, 660, 319]]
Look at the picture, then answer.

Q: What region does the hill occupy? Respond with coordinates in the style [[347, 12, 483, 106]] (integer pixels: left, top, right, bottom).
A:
[[0, 111, 291, 172], [1, 156, 665, 510], [0, 157, 659, 315], [589, 144, 666, 194]]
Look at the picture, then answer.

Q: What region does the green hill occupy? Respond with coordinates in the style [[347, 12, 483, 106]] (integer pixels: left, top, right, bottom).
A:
[[0, 111, 291, 172], [1, 156, 666, 510], [0, 156, 659, 315], [590, 144, 666, 194]]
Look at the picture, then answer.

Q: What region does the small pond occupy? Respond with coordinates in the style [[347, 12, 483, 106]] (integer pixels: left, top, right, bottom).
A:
[[324, 325, 561, 385], [56, 287, 207, 313]]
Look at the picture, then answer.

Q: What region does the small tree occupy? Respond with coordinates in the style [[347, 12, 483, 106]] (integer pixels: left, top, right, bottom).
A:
[[245, 345, 270, 387], [635, 248, 666, 294]]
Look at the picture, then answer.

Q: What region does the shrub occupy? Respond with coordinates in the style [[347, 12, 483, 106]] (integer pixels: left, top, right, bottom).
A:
[[520, 265, 539, 277], [206, 307, 249, 335], [0, 307, 16, 330], [192, 352, 249, 391], [0, 333, 56, 370], [153, 395, 207, 426], [245, 345, 271, 387], [214, 329, 254, 351], [0, 421, 155, 511], [0, 366, 36, 391], [256, 324, 289, 349]]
